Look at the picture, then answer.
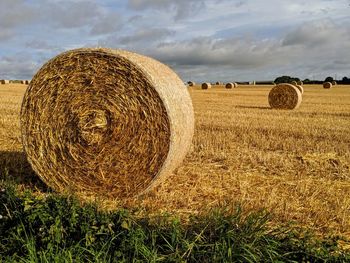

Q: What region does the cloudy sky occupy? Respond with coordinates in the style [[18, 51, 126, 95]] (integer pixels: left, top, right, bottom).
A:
[[0, 0, 350, 82]]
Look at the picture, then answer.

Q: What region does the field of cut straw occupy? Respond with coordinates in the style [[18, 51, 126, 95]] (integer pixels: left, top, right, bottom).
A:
[[1, 83, 350, 241]]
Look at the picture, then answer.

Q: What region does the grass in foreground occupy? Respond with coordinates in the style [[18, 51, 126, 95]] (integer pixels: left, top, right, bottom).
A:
[[1, 180, 349, 262]]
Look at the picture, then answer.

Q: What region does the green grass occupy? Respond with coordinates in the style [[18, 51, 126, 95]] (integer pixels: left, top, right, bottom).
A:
[[0, 180, 349, 262]]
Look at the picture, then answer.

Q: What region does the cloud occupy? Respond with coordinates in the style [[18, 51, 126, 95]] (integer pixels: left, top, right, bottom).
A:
[[46, 1, 101, 29], [127, 0, 206, 20], [90, 13, 123, 35], [120, 28, 175, 44], [25, 40, 60, 51], [0, 0, 37, 40], [150, 37, 282, 69], [0, 52, 38, 79], [282, 20, 344, 47]]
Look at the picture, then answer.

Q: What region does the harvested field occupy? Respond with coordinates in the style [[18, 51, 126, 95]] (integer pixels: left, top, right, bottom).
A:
[[1, 83, 350, 239]]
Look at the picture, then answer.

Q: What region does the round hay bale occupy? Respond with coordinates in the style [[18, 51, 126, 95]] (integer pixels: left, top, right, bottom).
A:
[[187, 81, 195, 87], [268, 83, 302, 110], [225, 82, 234, 89], [332, 80, 337, 85], [234, 82, 238, 88], [295, 85, 304, 94], [25, 80, 30, 85], [290, 80, 297, 86], [0, 79, 10, 84], [297, 80, 303, 86], [201, 82, 211, 89], [20, 48, 194, 199], [215, 81, 222, 85], [323, 82, 332, 89]]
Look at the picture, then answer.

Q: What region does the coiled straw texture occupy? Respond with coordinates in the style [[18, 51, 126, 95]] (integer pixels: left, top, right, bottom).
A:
[[201, 82, 211, 89], [323, 82, 332, 89], [20, 48, 194, 199], [268, 83, 302, 110]]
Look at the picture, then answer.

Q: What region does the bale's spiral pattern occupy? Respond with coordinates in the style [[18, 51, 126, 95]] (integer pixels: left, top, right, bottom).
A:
[[323, 82, 332, 89], [20, 48, 194, 198], [201, 82, 211, 89], [268, 83, 302, 110], [225, 82, 234, 89]]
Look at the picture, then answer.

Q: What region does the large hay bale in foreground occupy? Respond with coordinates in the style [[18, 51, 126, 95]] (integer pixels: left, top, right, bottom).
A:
[[201, 82, 211, 89], [323, 82, 332, 89], [20, 48, 194, 198], [268, 83, 302, 110]]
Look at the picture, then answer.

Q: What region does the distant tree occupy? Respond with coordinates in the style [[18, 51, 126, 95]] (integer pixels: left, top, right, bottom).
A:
[[303, 78, 311, 84], [324, 76, 334, 82], [342, 76, 350, 84], [274, 76, 300, 84]]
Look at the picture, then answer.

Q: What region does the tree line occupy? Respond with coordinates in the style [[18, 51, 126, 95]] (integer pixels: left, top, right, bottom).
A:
[[274, 76, 350, 84]]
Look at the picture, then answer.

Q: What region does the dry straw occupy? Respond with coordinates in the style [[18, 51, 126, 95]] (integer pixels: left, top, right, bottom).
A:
[[291, 80, 297, 86], [20, 48, 194, 199], [297, 80, 303, 85], [323, 82, 332, 89], [268, 83, 302, 110], [225, 82, 234, 89], [201, 82, 211, 89], [295, 85, 304, 94]]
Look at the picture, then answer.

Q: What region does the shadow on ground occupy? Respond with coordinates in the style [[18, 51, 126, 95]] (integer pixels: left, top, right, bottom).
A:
[[0, 151, 48, 191]]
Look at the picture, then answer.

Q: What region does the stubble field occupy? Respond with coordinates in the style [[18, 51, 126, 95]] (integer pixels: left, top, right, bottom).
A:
[[1, 83, 349, 240]]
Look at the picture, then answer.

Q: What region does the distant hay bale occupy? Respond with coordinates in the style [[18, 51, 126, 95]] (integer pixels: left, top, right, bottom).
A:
[[323, 82, 332, 89], [268, 83, 302, 110], [332, 80, 337, 85], [20, 80, 26, 84], [187, 81, 195, 87], [225, 82, 234, 89], [0, 79, 10, 84], [297, 80, 303, 85], [295, 85, 304, 94], [215, 81, 223, 85], [25, 80, 30, 85], [201, 82, 211, 89], [291, 80, 297, 86], [234, 82, 238, 88], [20, 48, 194, 199]]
